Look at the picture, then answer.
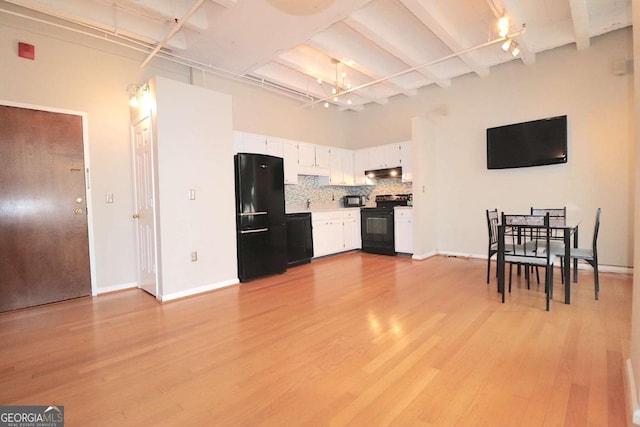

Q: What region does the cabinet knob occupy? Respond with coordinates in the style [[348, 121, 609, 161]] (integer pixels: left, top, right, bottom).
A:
[[133, 213, 140, 219]]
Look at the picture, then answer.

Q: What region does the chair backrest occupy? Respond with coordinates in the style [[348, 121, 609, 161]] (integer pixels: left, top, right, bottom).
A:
[[501, 213, 550, 259], [592, 208, 602, 253], [487, 209, 499, 246], [531, 207, 566, 227]]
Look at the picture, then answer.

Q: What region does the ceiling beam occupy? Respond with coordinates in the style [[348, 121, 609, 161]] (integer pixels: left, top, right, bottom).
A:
[[345, 14, 451, 89], [401, 0, 490, 77], [140, 0, 206, 68], [568, 0, 590, 50]]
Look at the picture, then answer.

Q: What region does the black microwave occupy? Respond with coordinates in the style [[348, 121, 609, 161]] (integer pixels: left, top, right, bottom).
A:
[[343, 195, 366, 207]]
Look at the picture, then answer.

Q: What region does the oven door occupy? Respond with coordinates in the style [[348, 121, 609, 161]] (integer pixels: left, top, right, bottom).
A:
[[361, 208, 396, 255]]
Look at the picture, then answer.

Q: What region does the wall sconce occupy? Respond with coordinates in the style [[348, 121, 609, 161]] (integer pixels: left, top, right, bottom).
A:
[[127, 84, 152, 110]]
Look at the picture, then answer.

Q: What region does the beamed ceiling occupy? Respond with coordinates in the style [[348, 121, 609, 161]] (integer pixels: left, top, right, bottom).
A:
[[0, 0, 632, 111]]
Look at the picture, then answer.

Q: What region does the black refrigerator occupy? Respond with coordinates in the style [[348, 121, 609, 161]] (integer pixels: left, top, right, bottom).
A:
[[234, 153, 287, 282]]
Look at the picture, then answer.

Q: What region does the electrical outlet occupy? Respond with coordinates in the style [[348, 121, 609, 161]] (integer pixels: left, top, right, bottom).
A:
[[106, 193, 114, 203], [191, 251, 198, 262]]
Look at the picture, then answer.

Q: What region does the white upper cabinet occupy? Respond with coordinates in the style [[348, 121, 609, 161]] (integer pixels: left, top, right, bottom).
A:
[[399, 141, 413, 182], [341, 149, 355, 186], [282, 139, 299, 185], [329, 147, 355, 186], [239, 132, 268, 154], [354, 148, 370, 185], [266, 137, 283, 157], [368, 143, 401, 169], [298, 143, 330, 176], [266, 136, 298, 184]]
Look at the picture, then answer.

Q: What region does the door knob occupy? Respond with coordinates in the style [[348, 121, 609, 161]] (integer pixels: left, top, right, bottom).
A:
[[75, 208, 84, 215], [133, 214, 140, 219]]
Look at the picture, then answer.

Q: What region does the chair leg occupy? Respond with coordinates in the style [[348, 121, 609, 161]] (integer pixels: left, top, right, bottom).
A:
[[487, 254, 491, 284], [590, 258, 599, 300], [560, 257, 564, 284], [508, 263, 513, 293]]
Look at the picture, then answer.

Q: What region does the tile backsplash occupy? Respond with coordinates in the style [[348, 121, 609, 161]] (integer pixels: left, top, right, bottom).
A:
[[285, 175, 412, 211]]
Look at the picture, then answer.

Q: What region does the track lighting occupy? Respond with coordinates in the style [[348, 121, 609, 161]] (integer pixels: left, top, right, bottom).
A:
[[498, 15, 509, 37], [501, 38, 520, 57]]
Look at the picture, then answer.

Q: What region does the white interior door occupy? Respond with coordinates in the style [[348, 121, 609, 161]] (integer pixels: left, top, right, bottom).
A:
[[132, 116, 158, 297]]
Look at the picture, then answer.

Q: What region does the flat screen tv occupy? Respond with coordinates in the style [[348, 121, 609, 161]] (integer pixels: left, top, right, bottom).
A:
[[486, 115, 568, 169]]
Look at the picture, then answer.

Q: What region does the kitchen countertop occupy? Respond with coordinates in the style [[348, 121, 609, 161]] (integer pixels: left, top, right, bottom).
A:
[[285, 205, 369, 214], [286, 205, 413, 214]]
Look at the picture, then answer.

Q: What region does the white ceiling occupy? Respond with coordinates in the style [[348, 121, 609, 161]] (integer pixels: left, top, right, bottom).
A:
[[0, 0, 632, 111]]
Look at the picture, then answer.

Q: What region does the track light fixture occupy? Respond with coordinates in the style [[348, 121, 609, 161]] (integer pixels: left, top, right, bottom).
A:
[[498, 15, 509, 37], [501, 37, 520, 57]]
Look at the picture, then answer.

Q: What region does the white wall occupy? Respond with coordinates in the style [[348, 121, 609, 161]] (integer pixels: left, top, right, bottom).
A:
[[150, 77, 237, 299], [0, 13, 191, 293], [348, 28, 634, 269]]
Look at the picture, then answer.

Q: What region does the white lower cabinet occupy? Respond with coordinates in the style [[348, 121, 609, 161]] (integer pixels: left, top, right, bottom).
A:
[[312, 209, 361, 257], [394, 208, 413, 254], [342, 209, 361, 250]]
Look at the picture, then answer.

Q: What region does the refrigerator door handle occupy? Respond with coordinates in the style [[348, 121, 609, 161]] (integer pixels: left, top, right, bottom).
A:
[[240, 228, 269, 234], [240, 211, 268, 216]]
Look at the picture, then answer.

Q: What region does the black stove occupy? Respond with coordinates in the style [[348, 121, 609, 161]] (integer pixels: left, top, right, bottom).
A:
[[374, 194, 412, 208], [361, 194, 412, 255]]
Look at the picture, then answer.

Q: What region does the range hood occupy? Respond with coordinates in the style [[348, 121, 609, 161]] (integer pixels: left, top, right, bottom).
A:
[[365, 166, 402, 180]]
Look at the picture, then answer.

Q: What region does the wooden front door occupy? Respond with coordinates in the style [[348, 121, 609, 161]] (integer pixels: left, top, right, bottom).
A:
[[0, 105, 91, 312]]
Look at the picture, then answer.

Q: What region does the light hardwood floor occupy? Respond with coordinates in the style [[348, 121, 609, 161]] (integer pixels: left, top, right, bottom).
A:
[[0, 253, 632, 426]]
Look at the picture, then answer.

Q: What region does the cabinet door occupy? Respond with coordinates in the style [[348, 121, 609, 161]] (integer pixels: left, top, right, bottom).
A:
[[312, 218, 331, 257], [266, 137, 284, 158], [368, 145, 385, 169], [298, 143, 316, 168], [394, 209, 413, 254], [282, 140, 299, 184], [241, 133, 268, 154], [383, 143, 402, 168], [399, 141, 412, 182], [341, 150, 355, 185], [233, 131, 243, 154], [329, 148, 343, 185], [315, 145, 331, 169], [343, 218, 358, 250], [354, 149, 370, 185], [328, 220, 344, 253]]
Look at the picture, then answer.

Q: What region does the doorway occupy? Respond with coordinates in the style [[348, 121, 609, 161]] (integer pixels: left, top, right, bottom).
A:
[[0, 104, 93, 312]]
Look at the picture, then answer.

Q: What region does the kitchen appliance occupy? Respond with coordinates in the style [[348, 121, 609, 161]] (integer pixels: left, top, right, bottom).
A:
[[361, 194, 412, 255], [286, 212, 314, 267], [364, 166, 403, 180], [343, 195, 366, 207], [234, 153, 287, 281]]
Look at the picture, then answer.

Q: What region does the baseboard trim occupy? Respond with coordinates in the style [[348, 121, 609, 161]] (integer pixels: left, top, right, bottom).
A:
[[412, 251, 437, 260], [625, 359, 640, 425], [97, 282, 137, 294], [160, 279, 239, 302], [472, 253, 632, 275]]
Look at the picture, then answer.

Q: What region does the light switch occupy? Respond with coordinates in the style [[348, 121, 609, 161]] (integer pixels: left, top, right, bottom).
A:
[[106, 193, 114, 203], [189, 189, 196, 200], [191, 251, 198, 262]]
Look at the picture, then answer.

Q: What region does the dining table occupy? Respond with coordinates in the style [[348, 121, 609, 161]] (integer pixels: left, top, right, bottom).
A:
[[497, 218, 580, 304]]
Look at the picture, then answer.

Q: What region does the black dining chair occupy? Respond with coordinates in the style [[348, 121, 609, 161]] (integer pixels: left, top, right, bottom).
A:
[[486, 209, 499, 284], [531, 207, 567, 282], [560, 208, 601, 300], [500, 213, 555, 311]]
